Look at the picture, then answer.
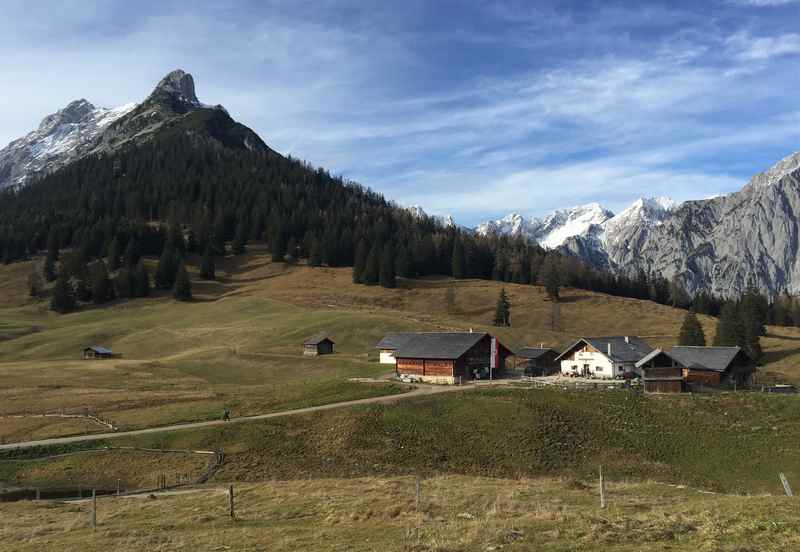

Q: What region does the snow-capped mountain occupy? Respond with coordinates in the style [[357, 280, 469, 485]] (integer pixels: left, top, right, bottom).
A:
[[561, 151, 800, 298], [0, 100, 136, 189], [476, 202, 613, 248], [408, 205, 455, 227], [0, 70, 268, 190]]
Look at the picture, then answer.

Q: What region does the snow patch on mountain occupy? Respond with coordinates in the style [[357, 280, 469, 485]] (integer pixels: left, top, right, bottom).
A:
[[476, 202, 613, 248], [408, 205, 455, 227], [0, 99, 136, 189], [600, 197, 680, 248]]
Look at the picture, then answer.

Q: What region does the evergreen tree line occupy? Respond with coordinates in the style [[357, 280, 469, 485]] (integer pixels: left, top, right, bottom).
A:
[[0, 129, 791, 315], [677, 287, 767, 361]]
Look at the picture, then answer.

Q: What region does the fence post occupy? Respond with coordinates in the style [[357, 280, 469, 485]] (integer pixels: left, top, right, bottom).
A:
[[599, 466, 606, 509], [780, 473, 794, 497], [228, 484, 235, 519], [116, 479, 121, 496], [90, 489, 97, 530], [35, 488, 40, 501]]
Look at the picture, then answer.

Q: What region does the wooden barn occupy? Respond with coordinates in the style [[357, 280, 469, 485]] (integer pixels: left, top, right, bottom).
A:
[[515, 347, 559, 376], [668, 346, 756, 388], [83, 346, 114, 360], [375, 333, 417, 365], [393, 331, 512, 384], [303, 334, 335, 357], [635, 349, 685, 393]]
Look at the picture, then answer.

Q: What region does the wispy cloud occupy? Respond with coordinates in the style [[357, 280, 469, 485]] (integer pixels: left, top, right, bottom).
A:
[[727, 31, 800, 60]]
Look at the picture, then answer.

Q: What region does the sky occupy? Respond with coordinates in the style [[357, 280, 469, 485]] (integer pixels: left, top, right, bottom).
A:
[[2, 0, 800, 225]]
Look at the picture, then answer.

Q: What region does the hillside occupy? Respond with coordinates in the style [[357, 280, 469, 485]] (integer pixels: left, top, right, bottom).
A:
[[1, 244, 799, 445]]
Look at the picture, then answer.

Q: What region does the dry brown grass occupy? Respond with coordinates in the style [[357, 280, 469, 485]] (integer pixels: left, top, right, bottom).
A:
[[1, 475, 798, 551]]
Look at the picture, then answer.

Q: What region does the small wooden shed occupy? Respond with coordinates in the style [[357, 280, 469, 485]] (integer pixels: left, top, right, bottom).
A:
[[303, 334, 335, 356], [515, 347, 559, 376], [83, 346, 114, 360], [635, 349, 685, 393]]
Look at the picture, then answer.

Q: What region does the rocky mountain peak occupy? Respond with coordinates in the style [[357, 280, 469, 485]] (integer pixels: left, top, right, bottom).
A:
[[148, 69, 200, 108], [37, 99, 96, 134], [746, 150, 800, 190]]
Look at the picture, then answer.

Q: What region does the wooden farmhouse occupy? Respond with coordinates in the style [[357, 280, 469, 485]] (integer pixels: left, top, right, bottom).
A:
[[83, 346, 114, 360], [375, 333, 417, 365], [636, 346, 757, 392], [303, 334, 335, 357], [515, 347, 559, 376], [392, 332, 512, 384], [555, 336, 653, 379], [635, 349, 685, 393], [668, 346, 756, 388]]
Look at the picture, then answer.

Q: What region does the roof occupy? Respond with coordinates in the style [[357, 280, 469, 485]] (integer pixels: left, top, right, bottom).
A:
[[635, 348, 678, 368], [668, 346, 748, 373], [516, 347, 557, 359], [375, 333, 418, 350], [85, 346, 113, 354], [394, 332, 508, 360], [303, 334, 334, 346], [555, 336, 653, 363]]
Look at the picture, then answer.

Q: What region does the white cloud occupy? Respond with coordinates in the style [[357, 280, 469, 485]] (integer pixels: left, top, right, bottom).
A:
[[727, 31, 800, 60]]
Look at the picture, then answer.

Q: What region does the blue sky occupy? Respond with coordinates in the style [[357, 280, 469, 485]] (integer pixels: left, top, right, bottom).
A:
[[2, 0, 800, 224]]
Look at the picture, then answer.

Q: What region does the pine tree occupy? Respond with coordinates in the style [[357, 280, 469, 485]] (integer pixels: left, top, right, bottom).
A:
[[284, 237, 298, 264], [50, 272, 76, 313], [451, 239, 466, 279], [73, 264, 92, 303], [166, 217, 186, 256], [90, 260, 111, 304], [200, 247, 216, 280], [28, 265, 44, 298], [213, 211, 227, 255], [362, 243, 380, 285], [115, 268, 133, 298], [173, 262, 192, 301], [352, 240, 368, 283], [493, 288, 511, 327], [678, 310, 706, 346], [543, 255, 561, 301], [669, 276, 689, 308], [714, 302, 744, 347], [308, 239, 322, 267], [379, 242, 396, 288], [232, 221, 248, 255], [134, 260, 151, 297], [155, 246, 179, 289], [270, 224, 285, 262], [123, 238, 141, 269], [395, 244, 413, 279], [107, 237, 121, 271]]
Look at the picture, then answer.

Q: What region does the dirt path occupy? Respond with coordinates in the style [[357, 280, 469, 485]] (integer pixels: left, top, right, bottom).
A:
[[0, 383, 474, 452]]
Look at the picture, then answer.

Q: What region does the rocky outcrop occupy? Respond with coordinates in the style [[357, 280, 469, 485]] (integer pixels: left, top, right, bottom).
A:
[[0, 69, 269, 190], [562, 152, 800, 298]]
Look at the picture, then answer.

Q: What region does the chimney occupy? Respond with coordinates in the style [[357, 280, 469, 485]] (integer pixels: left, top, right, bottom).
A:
[[625, 336, 630, 344], [607, 343, 612, 356], [469, 328, 473, 333]]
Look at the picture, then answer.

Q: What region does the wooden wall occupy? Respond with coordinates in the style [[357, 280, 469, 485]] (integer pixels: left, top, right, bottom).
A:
[[396, 358, 455, 377]]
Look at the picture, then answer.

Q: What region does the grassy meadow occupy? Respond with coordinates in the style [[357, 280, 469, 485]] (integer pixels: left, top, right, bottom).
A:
[[2, 475, 799, 551]]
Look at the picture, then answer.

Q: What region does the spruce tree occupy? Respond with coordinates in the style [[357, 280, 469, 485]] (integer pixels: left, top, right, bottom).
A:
[[73, 264, 92, 303], [232, 221, 248, 255], [115, 268, 133, 298], [395, 244, 413, 279], [543, 255, 561, 301], [155, 246, 179, 289], [379, 242, 396, 288], [200, 247, 216, 280], [166, 217, 186, 256], [678, 310, 706, 346], [714, 302, 744, 347], [90, 260, 111, 304], [28, 265, 44, 298], [308, 239, 322, 267], [173, 262, 192, 301], [451, 239, 466, 279], [352, 240, 368, 283], [123, 238, 141, 268], [493, 288, 511, 327], [362, 243, 380, 285], [50, 272, 76, 313], [44, 245, 59, 282], [107, 237, 121, 271], [213, 211, 227, 255], [134, 260, 151, 297], [285, 237, 298, 264]]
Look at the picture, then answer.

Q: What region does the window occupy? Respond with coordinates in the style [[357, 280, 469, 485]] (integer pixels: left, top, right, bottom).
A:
[[596, 366, 603, 372], [571, 365, 578, 371]]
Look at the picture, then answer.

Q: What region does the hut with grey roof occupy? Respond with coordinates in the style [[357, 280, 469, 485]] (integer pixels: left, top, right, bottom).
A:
[[389, 331, 512, 384], [83, 346, 115, 360], [303, 334, 335, 357], [515, 347, 559, 376]]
